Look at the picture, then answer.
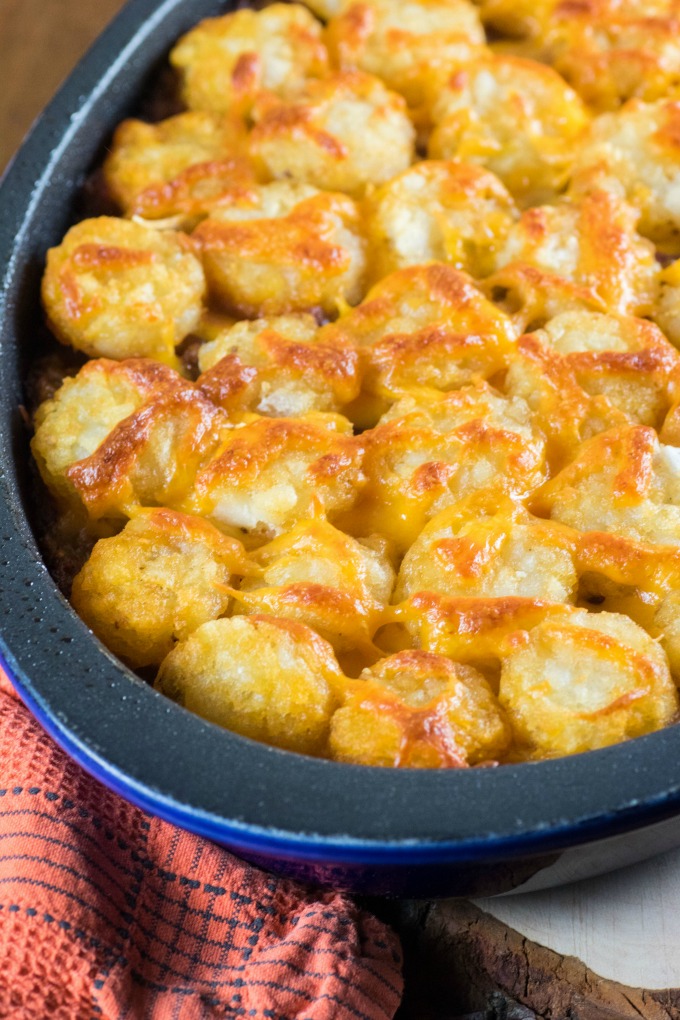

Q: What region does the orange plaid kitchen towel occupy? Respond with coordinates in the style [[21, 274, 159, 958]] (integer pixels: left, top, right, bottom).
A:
[[0, 671, 403, 1019]]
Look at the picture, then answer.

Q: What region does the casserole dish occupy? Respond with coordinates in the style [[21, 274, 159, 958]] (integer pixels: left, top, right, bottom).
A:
[[2, 0, 680, 898]]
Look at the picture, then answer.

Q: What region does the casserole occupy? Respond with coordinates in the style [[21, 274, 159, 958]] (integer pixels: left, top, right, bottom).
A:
[[2, 0, 680, 897]]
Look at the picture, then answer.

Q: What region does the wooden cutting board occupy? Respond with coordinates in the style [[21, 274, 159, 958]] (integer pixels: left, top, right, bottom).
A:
[[476, 846, 680, 992]]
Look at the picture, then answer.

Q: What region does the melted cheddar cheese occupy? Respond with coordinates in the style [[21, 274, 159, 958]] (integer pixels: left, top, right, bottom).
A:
[[170, 4, 329, 116], [427, 55, 590, 205], [32, 0, 680, 768], [104, 112, 259, 231], [249, 70, 415, 196], [193, 181, 367, 317], [41, 217, 206, 367]]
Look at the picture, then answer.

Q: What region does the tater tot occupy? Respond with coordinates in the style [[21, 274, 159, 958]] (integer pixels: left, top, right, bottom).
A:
[[321, 262, 517, 422], [103, 111, 256, 227], [654, 592, 680, 680], [536, 425, 680, 546], [196, 313, 361, 416], [42, 217, 205, 366], [170, 4, 329, 115], [490, 191, 659, 317], [326, 0, 484, 107], [396, 499, 577, 604], [71, 510, 247, 668], [66, 387, 227, 524], [31, 358, 186, 514], [184, 413, 364, 545], [234, 517, 394, 657], [340, 383, 546, 553], [539, 2, 680, 113], [249, 71, 415, 197], [156, 615, 342, 755], [571, 101, 680, 252], [499, 608, 678, 757], [427, 55, 589, 206], [193, 182, 366, 317], [536, 310, 680, 428], [364, 160, 517, 282], [330, 650, 510, 767]]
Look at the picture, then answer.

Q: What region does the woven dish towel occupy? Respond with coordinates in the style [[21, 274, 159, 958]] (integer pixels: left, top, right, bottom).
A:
[[0, 670, 403, 1019]]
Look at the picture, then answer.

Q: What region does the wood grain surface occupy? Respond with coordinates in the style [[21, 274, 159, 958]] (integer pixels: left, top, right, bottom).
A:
[[0, 0, 127, 172]]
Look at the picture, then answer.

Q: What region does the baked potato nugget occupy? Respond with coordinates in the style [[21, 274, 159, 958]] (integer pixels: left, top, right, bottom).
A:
[[249, 70, 415, 197], [31, 358, 185, 513], [325, 0, 485, 108], [197, 313, 360, 416], [537, 424, 680, 546], [476, 0, 675, 43], [481, 262, 608, 338], [66, 387, 226, 524], [235, 517, 394, 657], [321, 263, 517, 418], [427, 56, 589, 206], [185, 414, 363, 544], [329, 650, 510, 767], [341, 383, 546, 552], [71, 510, 247, 669], [571, 101, 680, 252], [42, 217, 205, 366], [395, 499, 577, 604], [655, 258, 680, 348], [156, 615, 342, 754], [654, 592, 680, 679], [536, 310, 680, 428], [193, 181, 366, 317], [401, 592, 567, 665], [538, 2, 680, 112], [575, 531, 680, 620], [491, 191, 659, 317], [324, 263, 516, 350], [103, 111, 256, 227], [364, 161, 518, 282], [504, 333, 629, 470], [499, 608, 678, 758], [169, 4, 329, 116]]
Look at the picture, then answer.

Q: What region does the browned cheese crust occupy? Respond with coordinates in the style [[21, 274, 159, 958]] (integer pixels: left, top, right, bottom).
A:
[[30, 0, 680, 767]]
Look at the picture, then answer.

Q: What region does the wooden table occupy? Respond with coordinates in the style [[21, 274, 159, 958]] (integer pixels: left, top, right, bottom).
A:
[[5, 3, 680, 1018], [0, 0, 127, 173]]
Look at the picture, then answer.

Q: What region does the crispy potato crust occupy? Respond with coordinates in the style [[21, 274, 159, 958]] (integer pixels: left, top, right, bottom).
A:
[[34, 0, 680, 769], [330, 649, 510, 767], [193, 182, 367, 316], [104, 111, 257, 226], [170, 4, 329, 115], [249, 70, 415, 197], [42, 217, 206, 366], [156, 615, 342, 754], [72, 510, 247, 668]]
